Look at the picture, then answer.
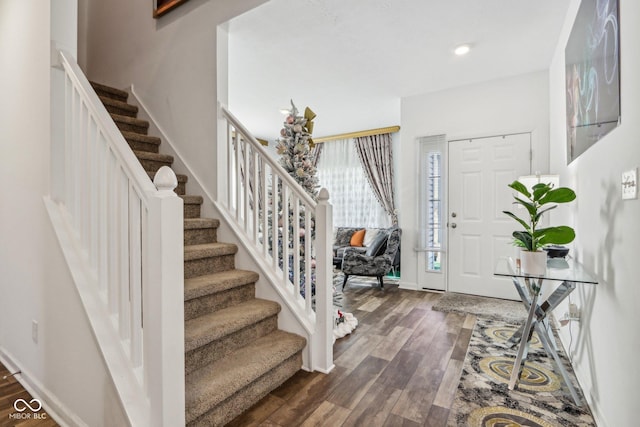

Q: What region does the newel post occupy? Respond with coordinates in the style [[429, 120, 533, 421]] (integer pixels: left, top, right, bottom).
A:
[[313, 188, 335, 373], [145, 166, 185, 426]]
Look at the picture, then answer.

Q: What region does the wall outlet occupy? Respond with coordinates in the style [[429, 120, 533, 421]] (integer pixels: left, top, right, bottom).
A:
[[559, 304, 580, 326], [569, 303, 580, 319], [32, 320, 38, 343], [622, 168, 637, 200]]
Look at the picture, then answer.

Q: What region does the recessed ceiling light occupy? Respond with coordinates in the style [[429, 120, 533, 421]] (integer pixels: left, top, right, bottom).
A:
[[454, 44, 471, 56]]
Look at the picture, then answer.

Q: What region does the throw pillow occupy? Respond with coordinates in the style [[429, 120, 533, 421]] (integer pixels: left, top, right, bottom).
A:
[[334, 228, 356, 246], [363, 228, 379, 247], [365, 231, 388, 256], [350, 229, 366, 247]]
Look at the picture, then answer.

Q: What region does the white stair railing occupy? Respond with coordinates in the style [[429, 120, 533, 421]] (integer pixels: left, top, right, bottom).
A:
[[50, 50, 185, 426], [218, 105, 334, 373]]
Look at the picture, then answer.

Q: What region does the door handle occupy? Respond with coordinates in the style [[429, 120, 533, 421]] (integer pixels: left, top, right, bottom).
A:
[[451, 223, 457, 229], [451, 212, 457, 218]]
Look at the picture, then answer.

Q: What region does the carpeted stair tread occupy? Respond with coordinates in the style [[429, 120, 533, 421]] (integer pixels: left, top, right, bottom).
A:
[[184, 269, 259, 302], [180, 195, 203, 205], [99, 96, 138, 117], [110, 113, 149, 129], [184, 243, 237, 261], [90, 81, 128, 102], [133, 150, 174, 164], [185, 299, 280, 352], [146, 170, 188, 184], [185, 330, 306, 424], [123, 131, 161, 146], [184, 218, 219, 230]]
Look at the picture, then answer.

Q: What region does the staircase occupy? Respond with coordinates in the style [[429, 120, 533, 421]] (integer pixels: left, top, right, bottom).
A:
[[91, 82, 307, 426]]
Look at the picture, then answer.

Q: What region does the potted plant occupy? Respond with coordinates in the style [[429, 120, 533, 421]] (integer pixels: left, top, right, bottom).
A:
[[503, 180, 576, 275]]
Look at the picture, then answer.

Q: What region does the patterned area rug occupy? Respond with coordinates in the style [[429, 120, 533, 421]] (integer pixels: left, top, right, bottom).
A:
[[448, 318, 595, 427], [432, 292, 527, 324]]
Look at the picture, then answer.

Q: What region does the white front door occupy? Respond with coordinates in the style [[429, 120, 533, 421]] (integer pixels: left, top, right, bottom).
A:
[[448, 134, 531, 299]]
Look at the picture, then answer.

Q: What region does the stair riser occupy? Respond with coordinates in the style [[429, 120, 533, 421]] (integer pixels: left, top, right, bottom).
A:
[[185, 316, 277, 374], [184, 227, 217, 246], [185, 255, 235, 279], [104, 104, 137, 118], [126, 139, 159, 154], [115, 120, 148, 135], [138, 158, 173, 173], [175, 181, 186, 196], [185, 283, 256, 321], [187, 352, 303, 427], [184, 204, 202, 219]]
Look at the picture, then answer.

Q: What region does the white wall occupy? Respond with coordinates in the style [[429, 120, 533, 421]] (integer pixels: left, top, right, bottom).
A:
[[0, 1, 127, 425], [399, 71, 550, 290], [549, 1, 640, 425], [81, 0, 267, 200]]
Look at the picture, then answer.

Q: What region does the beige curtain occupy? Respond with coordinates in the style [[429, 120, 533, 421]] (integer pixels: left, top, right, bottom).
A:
[[309, 142, 324, 167], [354, 133, 397, 224]]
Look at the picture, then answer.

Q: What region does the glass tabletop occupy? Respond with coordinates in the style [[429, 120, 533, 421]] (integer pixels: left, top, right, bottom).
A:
[[494, 256, 598, 285]]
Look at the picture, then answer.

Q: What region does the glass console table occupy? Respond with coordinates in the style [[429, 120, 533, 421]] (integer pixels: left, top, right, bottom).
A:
[[494, 256, 598, 406]]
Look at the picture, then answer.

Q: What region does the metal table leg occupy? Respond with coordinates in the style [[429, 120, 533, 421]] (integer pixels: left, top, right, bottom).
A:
[[509, 285, 539, 390], [534, 321, 582, 405], [508, 277, 582, 405]]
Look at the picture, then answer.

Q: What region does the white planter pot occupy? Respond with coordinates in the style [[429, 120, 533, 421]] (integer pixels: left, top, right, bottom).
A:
[[520, 250, 547, 276]]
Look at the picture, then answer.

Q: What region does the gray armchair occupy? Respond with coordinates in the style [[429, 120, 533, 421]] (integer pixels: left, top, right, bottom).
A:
[[341, 227, 401, 290]]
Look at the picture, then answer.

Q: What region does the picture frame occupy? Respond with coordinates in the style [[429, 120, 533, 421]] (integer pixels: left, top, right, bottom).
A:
[[565, 0, 620, 164], [153, 0, 190, 18]]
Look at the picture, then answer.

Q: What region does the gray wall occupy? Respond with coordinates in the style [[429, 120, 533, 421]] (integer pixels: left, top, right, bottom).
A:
[[549, 1, 640, 425], [0, 1, 128, 425]]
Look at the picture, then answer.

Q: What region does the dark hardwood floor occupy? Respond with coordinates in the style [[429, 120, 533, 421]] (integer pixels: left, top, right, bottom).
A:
[[1, 282, 473, 427], [0, 364, 58, 427], [228, 282, 476, 427]]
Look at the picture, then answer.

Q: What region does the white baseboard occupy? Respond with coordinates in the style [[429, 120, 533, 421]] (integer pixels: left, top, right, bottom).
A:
[[398, 280, 418, 290], [0, 347, 88, 427]]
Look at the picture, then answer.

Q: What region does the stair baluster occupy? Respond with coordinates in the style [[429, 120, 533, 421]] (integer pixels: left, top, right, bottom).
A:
[[219, 105, 335, 373]]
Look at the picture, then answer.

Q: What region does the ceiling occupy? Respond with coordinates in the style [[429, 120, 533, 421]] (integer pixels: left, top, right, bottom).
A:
[[227, 0, 571, 141]]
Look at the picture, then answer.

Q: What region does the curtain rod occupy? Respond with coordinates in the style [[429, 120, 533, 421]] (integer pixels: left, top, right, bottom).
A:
[[313, 125, 400, 143]]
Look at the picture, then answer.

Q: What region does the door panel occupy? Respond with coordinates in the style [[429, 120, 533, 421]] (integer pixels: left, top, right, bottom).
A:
[[448, 134, 531, 299]]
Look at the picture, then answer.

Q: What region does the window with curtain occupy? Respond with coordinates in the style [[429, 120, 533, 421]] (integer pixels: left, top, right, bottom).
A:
[[316, 139, 390, 228]]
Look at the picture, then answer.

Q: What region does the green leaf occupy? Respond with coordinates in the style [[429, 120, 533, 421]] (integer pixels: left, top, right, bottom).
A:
[[537, 226, 576, 245], [539, 188, 576, 205], [512, 231, 535, 251], [513, 197, 537, 217], [508, 180, 531, 199], [503, 211, 531, 232], [532, 184, 551, 202]]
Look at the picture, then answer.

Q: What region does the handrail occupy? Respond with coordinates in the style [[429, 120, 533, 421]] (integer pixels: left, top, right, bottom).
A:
[[53, 51, 185, 426], [220, 107, 317, 209], [218, 104, 334, 373]]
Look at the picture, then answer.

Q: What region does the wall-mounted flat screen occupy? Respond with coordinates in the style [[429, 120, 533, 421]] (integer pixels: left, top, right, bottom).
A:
[[565, 0, 620, 164]]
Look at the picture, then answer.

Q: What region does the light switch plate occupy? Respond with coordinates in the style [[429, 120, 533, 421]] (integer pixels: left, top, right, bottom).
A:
[[622, 168, 637, 200]]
